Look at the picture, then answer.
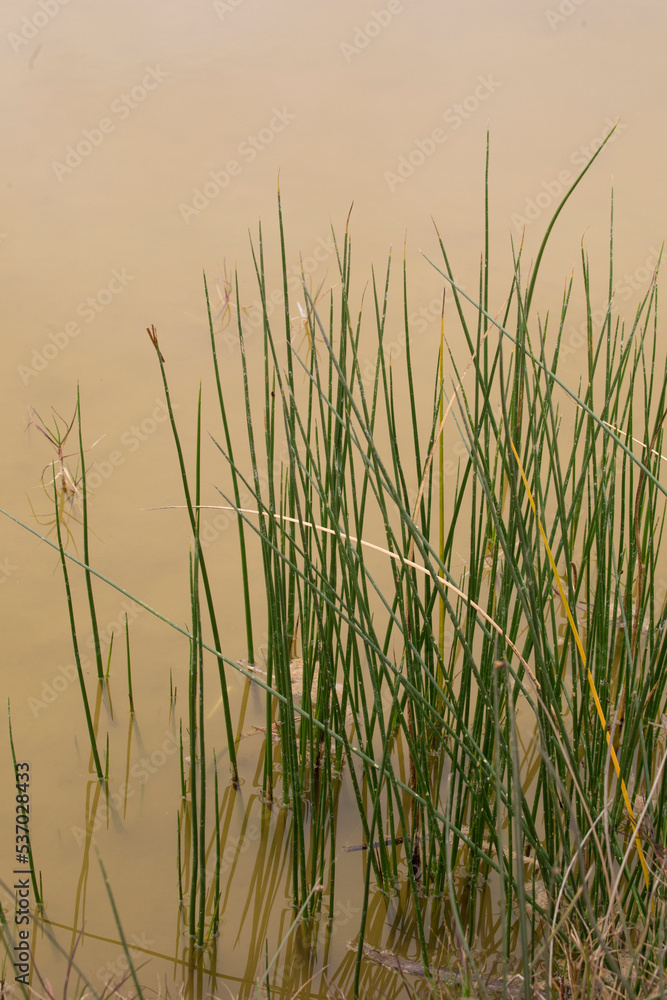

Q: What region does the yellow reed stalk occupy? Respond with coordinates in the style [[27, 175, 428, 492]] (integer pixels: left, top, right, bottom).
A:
[[509, 438, 649, 890]]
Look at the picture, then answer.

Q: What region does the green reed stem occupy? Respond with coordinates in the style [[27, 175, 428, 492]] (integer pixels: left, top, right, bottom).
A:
[[146, 327, 238, 783], [203, 271, 255, 666], [125, 614, 134, 713], [76, 385, 104, 682], [52, 467, 104, 782], [97, 851, 145, 1000]]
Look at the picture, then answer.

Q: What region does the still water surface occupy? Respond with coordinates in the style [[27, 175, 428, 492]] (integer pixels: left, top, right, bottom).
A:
[[3, 0, 667, 993]]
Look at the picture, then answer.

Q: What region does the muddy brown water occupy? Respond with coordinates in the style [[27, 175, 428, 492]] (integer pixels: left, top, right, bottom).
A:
[[2, 1, 667, 994]]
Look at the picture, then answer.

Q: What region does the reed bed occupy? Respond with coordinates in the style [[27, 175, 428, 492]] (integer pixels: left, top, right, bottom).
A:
[[3, 131, 667, 998]]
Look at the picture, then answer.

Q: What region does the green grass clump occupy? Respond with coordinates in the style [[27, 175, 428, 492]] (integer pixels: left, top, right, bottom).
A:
[[4, 126, 667, 998], [200, 128, 667, 995]]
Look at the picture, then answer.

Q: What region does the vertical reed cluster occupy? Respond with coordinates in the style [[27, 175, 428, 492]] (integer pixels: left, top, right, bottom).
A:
[[4, 128, 667, 995]]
